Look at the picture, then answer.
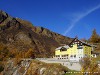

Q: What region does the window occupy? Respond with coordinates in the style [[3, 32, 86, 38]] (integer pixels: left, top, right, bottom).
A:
[[75, 42, 77, 44], [62, 55, 69, 57], [56, 55, 60, 57], [77, 45, 83, 49], [60, 47, 67, 51], [74, 55, 76, 58], [70, 45, 73, 47], [70, 55, 73, 57]]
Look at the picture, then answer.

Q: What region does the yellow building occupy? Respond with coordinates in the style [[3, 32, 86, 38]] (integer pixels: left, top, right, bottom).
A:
[[55, 38, 92, 61]]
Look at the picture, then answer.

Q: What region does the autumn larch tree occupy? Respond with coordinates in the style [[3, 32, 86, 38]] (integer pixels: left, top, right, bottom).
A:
[[89, 29, 99, 43]]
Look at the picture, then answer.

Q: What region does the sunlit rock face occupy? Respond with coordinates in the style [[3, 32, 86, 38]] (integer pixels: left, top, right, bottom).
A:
[[0, 10, 73, 57]]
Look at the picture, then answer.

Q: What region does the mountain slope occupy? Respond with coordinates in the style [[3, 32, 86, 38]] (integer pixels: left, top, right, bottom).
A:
[[0, 10, 72, 57]]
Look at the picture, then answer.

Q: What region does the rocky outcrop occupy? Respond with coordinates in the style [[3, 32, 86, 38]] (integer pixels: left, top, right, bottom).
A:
[[3, 59, 68, 75], [0, 10, 73, 57], [26, 60, 68, 75]]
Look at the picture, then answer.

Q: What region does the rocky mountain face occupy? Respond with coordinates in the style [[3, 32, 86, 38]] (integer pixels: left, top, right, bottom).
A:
[[0, 10, 72, 57]]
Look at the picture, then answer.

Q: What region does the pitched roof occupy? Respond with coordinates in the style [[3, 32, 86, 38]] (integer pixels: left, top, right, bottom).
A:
[[68, 38, 92, 47], [55, 38, 92, 50], [55, 45, 69, 50]]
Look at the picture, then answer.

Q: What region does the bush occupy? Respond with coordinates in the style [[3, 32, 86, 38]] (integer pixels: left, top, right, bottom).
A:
[[0, 65, 4, 72]]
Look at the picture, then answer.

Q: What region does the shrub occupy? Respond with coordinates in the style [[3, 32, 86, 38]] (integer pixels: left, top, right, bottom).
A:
[[0, 65, 4, 72]]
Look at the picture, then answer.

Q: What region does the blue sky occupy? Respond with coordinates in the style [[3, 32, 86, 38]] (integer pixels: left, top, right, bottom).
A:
[[0, 0, 100, 39]]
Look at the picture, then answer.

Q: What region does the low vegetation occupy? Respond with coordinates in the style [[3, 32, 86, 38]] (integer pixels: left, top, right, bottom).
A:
[[80, 57, 100, 75], [0, 42, 35, 73], [26, 60, 68, 75]]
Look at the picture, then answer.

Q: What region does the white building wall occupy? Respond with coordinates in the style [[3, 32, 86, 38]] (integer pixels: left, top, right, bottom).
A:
[[69, 48, 84, 62]]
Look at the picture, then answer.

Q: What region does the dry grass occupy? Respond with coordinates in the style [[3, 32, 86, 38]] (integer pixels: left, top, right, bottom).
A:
[[26, 59, 68, 75]]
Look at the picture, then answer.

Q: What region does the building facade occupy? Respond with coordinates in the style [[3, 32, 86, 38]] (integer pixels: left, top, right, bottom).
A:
[[55, 38, 92, 62]]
